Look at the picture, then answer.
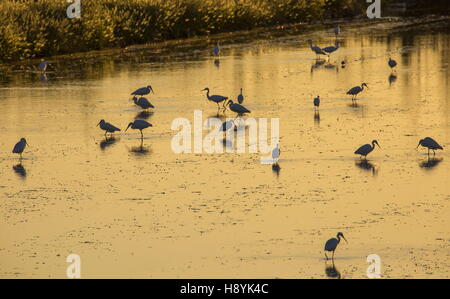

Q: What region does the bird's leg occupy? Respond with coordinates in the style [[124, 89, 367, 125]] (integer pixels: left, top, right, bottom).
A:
[[332, 250, 335, 260], [325, 253, 328, 261], [140, 130, 144, 139]]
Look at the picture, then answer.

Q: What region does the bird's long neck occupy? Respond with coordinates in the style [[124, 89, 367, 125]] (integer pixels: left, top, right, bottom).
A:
[[337, 236, 341, 244], [206, 90, 210, 100], [372, 142, 376, 150]]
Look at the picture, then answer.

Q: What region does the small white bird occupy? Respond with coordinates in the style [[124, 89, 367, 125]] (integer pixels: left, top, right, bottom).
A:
[[126, 120, 153, 138], [12, 138, 29, 159], [97, 120, 121, 137], [237, 88, 244, 104], [354, 140, 381, 159], [272, 144, 280, 165]]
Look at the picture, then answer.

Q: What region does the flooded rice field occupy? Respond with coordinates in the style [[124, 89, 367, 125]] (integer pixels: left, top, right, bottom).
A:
[[0, 18, 449, 278]]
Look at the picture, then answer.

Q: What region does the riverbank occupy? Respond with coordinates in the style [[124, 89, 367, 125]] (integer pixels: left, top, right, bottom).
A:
[[0, 0, 368, 62]]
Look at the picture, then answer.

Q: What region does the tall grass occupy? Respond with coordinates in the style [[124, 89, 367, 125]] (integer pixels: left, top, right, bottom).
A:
[[0, 0, 364, 62]]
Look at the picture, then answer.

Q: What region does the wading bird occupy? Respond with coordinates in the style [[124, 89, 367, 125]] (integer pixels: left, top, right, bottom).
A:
[[324, 232, 347, 260], [97, 120, 121, 137], [307, 40, 327, 59], [226, 100, 251, 118], [388, 58, 397, 72], [417, 137, 443, 156], [334, 25, 340, 38], [322, 41, 340, 57], [355, 140, 381, 159], [237, 88, 244, 104], [133, 96, 155, 110], [347, 83, 368, 101], [12, 138, 29, 159], [38, 60, 49, 73], [131, 85, 154, 97], [213, 42, 220, 57], [272, 144, 280, 166], [126, 120, 153, 139], [313, 96, 320, 110], [202, 88, 228, 109]]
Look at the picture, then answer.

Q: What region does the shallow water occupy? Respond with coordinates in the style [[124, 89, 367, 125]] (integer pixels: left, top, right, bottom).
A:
[[0, 18, 449, 278]]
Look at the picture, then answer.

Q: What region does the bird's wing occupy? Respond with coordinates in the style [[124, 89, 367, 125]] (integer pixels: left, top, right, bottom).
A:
[[12, 142, 21, 153], [106, 123, 121, 131]]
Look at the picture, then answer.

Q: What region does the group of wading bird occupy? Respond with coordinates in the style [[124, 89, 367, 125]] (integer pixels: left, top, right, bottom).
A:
[[9, 25, 445, 262]]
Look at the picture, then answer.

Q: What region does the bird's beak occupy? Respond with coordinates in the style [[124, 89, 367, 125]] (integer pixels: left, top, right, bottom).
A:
[[26, 141, 30, 147], [125, 124, 131, 132], [416, 142, 421, 150], [377, 142, 381, 149], [150, 86, 154, 94], [96, 121, 101, 127], [343, 236, 348, 243]]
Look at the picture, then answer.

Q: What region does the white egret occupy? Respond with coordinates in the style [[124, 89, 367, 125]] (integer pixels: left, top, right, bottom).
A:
[[347, 83, 368, 101], [97, 120, 121, 137], [417, 137, 443, 156], [324, 232, 347, 260], [202, 88, 228, 109], [388, 58, 397, 72], [313, 95, 320, 110], [12, 138, 29, 159], [307, 40, 327, 59], [126, 120, 153, 138], [355, 140, 381, 159], [133, 96, 155, 110], [237, 88, 244, 104], [131, 85, 154, 97], [226, 100, 251, 117]]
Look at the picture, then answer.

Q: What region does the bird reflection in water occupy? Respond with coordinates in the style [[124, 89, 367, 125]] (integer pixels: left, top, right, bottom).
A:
[[314, 111, 320, 125], [13, 163, 27, 179], [100, 136, 119, 150], [135, 110, 154, 120], [388, 73, 397, 86], [214, 59, 220, 68], [325, 261, 341, 279], [272, 164, 281, 177], [130, 139, 151, 156], [311, 58, 326, 73], [419, 157, 443, 170], [355, 160, 378, 176]]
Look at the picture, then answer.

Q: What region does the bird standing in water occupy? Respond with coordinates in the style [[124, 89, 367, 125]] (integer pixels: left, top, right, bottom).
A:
[[237, 88, 244, 104], [388, 58, 397, 72], [133, 96, 155, 110], [417, 137, 443, 156], [202, 88, 228, 110], [131, 85, 154, 97], [355, 140, 381, 159], [12, 138, 29, 159], [313, 96, 320, 110], [307, 40, 327, 59], [324, 232, 347, 260], [347, 83, 368, 101], [97, 120, 121, 137], [226, 100, 251, 118], [126, 120, 153, 139]]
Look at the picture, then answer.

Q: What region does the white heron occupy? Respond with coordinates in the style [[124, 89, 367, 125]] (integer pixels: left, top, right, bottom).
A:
[[126, 119, 153, 138], [417, 137, 443, 156], [97, 120, 121, 137], [237, 88, 244, 104], [226, 100, 251, 118], [307, 40, 327, 59], [355, 140, 381, 159], [322, 41, 340, 57], [213, 42, 220, 57], [346, 83, 368, 101], [131, 85, 154, 97], [12, 138, 29, 159], [388, 58, 397, 72], [133, 96, 154, 110], [202, 88, 229, 109], [313, 95, 320, 110], [324, 232, 347, 260], [272, 144, 280, 166]]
